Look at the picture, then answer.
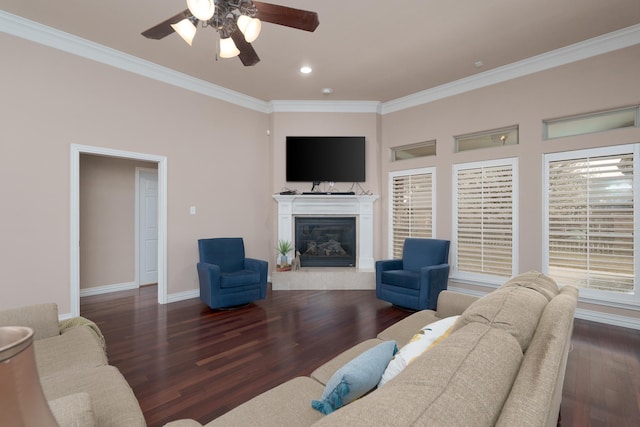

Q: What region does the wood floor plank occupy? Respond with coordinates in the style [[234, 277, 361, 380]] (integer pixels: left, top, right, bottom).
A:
[[81, 285, 640, 427]]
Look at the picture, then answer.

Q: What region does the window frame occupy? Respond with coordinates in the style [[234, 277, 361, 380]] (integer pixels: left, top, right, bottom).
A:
[[543, 144, 640, 307], [451, 157, 519, 285], [388, 167, 436, 258]]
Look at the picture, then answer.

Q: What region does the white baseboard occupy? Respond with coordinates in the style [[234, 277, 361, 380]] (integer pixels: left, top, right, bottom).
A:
[[166, 289, 200, 303], [79, 282, 138, 297], [575, 308, 640, 330]]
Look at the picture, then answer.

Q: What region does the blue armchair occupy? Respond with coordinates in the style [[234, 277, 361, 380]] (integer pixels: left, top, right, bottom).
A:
[[197, 238, 268, 309], [376, 238, 450, 311]]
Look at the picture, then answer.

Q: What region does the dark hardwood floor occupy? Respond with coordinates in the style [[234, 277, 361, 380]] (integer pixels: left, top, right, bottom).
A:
[[80, 285, 640, 427]]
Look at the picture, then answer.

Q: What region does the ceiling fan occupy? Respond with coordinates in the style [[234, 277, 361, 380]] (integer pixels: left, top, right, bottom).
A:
[[142, 0, 319, 66]]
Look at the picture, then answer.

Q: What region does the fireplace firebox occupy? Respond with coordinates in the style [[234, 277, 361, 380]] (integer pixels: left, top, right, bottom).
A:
[[295, 217, 356, 267]]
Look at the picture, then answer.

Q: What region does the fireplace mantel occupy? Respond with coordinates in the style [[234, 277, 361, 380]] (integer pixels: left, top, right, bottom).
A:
[[273, 194, 379, 270]]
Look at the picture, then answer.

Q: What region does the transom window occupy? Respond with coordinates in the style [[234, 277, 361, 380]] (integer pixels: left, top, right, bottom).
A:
[[454, 126, 518, 153], [391, 140, 436, 161], [543, 106, 639, 140]]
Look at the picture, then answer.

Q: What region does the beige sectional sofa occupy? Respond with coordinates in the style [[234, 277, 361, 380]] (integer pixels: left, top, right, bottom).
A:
[[167, 271, 578, 427], [0, 303, 146, 427]]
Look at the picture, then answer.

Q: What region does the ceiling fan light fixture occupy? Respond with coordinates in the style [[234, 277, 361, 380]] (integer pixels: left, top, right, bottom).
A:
[[237, 15, 262, 43], [219, 37, 240, 58], [170, 19, 197, 46], [187, 0, 215, 21]]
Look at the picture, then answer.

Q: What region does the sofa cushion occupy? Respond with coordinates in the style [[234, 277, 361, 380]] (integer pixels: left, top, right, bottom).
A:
[[452, 283, 548, 351], [434, 290, 480, 319], [40, 365, 145, 427], [314, 323, 523, 427], [378, 315, 459, 387], [49, 392, 96, 427], [34, 326, 108, 377], [311, 340, 397, 415], [206, 377, 326, 426], [500, 270, 559, 301], [0, 303, 60, 340], [380, 270, 420, 289], [311, 338, 385, 385], [220, 270, 261, 287]]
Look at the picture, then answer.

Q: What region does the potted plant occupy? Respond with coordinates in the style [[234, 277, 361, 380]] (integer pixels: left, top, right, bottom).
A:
[[276, 240, 293, 271]]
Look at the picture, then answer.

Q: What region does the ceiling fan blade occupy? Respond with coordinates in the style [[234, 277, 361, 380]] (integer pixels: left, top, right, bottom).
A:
[[142, 9, 192, 40], [230, 30, 261, 66], [253, 1, 319, 32]]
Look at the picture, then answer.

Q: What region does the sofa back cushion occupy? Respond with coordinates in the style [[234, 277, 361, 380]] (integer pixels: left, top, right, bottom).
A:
[[314, 322, 523, 427], [198, 238, 245, 273], [402, 238, 450, 272], [434, 290, 479, 319], [452, 271, 558, 351], [0, 303, 59, 340], [500, 270, 559, 301]]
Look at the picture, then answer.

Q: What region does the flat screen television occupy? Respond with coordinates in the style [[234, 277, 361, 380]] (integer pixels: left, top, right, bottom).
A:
[[286, 136, 366, 183]]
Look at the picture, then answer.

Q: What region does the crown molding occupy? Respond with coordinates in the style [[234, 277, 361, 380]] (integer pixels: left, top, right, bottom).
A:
[[2, 10, 639, 116], [381, 24, 640, 115], [268, 100, 381, 114], [0, 10, 270, 113]]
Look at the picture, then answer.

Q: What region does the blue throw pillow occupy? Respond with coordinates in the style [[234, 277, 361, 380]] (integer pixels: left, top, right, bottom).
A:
[[311, 340, 397, 415]]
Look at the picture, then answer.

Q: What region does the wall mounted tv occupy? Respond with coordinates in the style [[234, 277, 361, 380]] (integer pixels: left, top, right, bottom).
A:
[[286, 136, 366, 183]]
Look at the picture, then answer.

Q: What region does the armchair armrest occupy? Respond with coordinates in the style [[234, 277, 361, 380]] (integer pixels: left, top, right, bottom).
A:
[[245, 258, 268, 276], [375, 259, 404, 300], [245, 258, 268, 299], [197, 262, 222, 307], [420, 263, 451, 310], [375, 259, 403, 272], [420, 262, 449, 276], [419, 263, 450, 287], [0, 303, 60, 340], [197, 262, 221, 284]]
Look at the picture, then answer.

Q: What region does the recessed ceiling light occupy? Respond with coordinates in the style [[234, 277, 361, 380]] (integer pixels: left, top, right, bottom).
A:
[[322, 88, 333, 95], [300, 66, 312, 74], [474, 61, 484, 68]]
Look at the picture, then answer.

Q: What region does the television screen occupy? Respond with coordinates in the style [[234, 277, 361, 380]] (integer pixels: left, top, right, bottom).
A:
[[286, 136, 366, 182]]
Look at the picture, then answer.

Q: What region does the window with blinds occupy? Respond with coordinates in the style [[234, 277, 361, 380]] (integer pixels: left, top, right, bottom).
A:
[[544, 146, 637, 297], [389, 168, 435, 258], [453, 158, 518, 282]]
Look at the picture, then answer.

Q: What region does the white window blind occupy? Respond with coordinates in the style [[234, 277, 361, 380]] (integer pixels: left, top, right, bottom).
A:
[[545, 148, 636, 295], [389, 169, 434, 258], [453, 159, 517, 281]]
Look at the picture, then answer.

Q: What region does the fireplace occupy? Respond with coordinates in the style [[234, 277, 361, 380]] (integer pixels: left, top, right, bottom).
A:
[[295, 217, 356, 267], [273, 194, 379, 271]]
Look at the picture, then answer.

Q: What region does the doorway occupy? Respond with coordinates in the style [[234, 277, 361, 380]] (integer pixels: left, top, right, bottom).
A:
[[71, 144, 167, 317]]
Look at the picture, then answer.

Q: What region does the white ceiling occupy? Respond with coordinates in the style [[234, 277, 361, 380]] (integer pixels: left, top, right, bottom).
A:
[[2, 0, 639, 102]]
